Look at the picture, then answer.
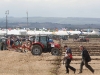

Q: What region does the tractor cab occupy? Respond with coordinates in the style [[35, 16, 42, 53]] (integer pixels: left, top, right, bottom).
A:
[[29, 35, 49, 47], [30, 35, 61, 55]]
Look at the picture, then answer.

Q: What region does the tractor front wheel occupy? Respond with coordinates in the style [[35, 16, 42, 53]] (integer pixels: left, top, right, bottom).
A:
[[31, 45, 42, 55], [51, 48, 60, 56]]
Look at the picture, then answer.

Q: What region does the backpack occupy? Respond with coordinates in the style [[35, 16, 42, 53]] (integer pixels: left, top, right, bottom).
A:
[[83, 50, 91, 62]]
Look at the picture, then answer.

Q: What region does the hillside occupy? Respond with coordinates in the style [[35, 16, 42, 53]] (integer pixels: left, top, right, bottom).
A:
[[0, 17, 100, 29]]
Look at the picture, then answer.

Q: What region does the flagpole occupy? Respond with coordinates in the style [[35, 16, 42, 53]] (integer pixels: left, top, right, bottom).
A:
[[26, 11, 28, 26]]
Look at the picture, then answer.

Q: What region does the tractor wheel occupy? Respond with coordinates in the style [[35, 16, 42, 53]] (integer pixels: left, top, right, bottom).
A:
[[51, 48, 60, 56], [31, 45, 42, 55]]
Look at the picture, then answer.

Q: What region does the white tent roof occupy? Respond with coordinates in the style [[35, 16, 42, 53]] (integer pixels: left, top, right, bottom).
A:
[[8, 30, 21, 35], [54, 31, 69, 35]]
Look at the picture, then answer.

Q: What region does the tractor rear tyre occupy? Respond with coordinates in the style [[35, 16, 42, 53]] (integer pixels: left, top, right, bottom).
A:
[[51, 48, 60, 56], [31, 45, 42, 55]]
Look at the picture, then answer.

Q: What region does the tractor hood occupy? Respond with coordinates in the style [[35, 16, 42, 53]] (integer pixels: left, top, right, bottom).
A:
[[50, 42, 61, 49]]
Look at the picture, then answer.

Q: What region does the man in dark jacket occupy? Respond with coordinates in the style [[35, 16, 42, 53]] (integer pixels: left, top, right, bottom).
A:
[[78, 45, 94, 74], [63, 45, 76, 74]]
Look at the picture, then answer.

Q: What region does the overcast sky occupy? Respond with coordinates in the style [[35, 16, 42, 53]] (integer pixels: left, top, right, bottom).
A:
[[0, 0, 100, 18]]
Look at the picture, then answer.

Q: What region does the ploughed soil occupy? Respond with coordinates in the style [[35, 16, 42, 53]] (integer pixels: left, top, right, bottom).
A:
[[0, 51, 58, 75], [0, 51, 100, 75]]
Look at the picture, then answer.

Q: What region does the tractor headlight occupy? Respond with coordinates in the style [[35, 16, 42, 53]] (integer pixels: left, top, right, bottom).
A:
[[51, 44, 55, 47]]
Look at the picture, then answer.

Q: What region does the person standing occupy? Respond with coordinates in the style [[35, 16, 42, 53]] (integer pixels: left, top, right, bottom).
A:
[[78, 45, 94, 74], [1, 41, 4, 50], [63, 45, 76, 74]]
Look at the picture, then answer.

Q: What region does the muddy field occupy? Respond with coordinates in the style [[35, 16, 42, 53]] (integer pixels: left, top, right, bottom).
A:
[[0, 38, 100, 75]]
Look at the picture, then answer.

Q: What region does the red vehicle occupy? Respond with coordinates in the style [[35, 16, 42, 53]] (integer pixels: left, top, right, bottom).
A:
[[6, 35, 61, 55], [78, 36, 89, 42], [29, 35, 61, 55]]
